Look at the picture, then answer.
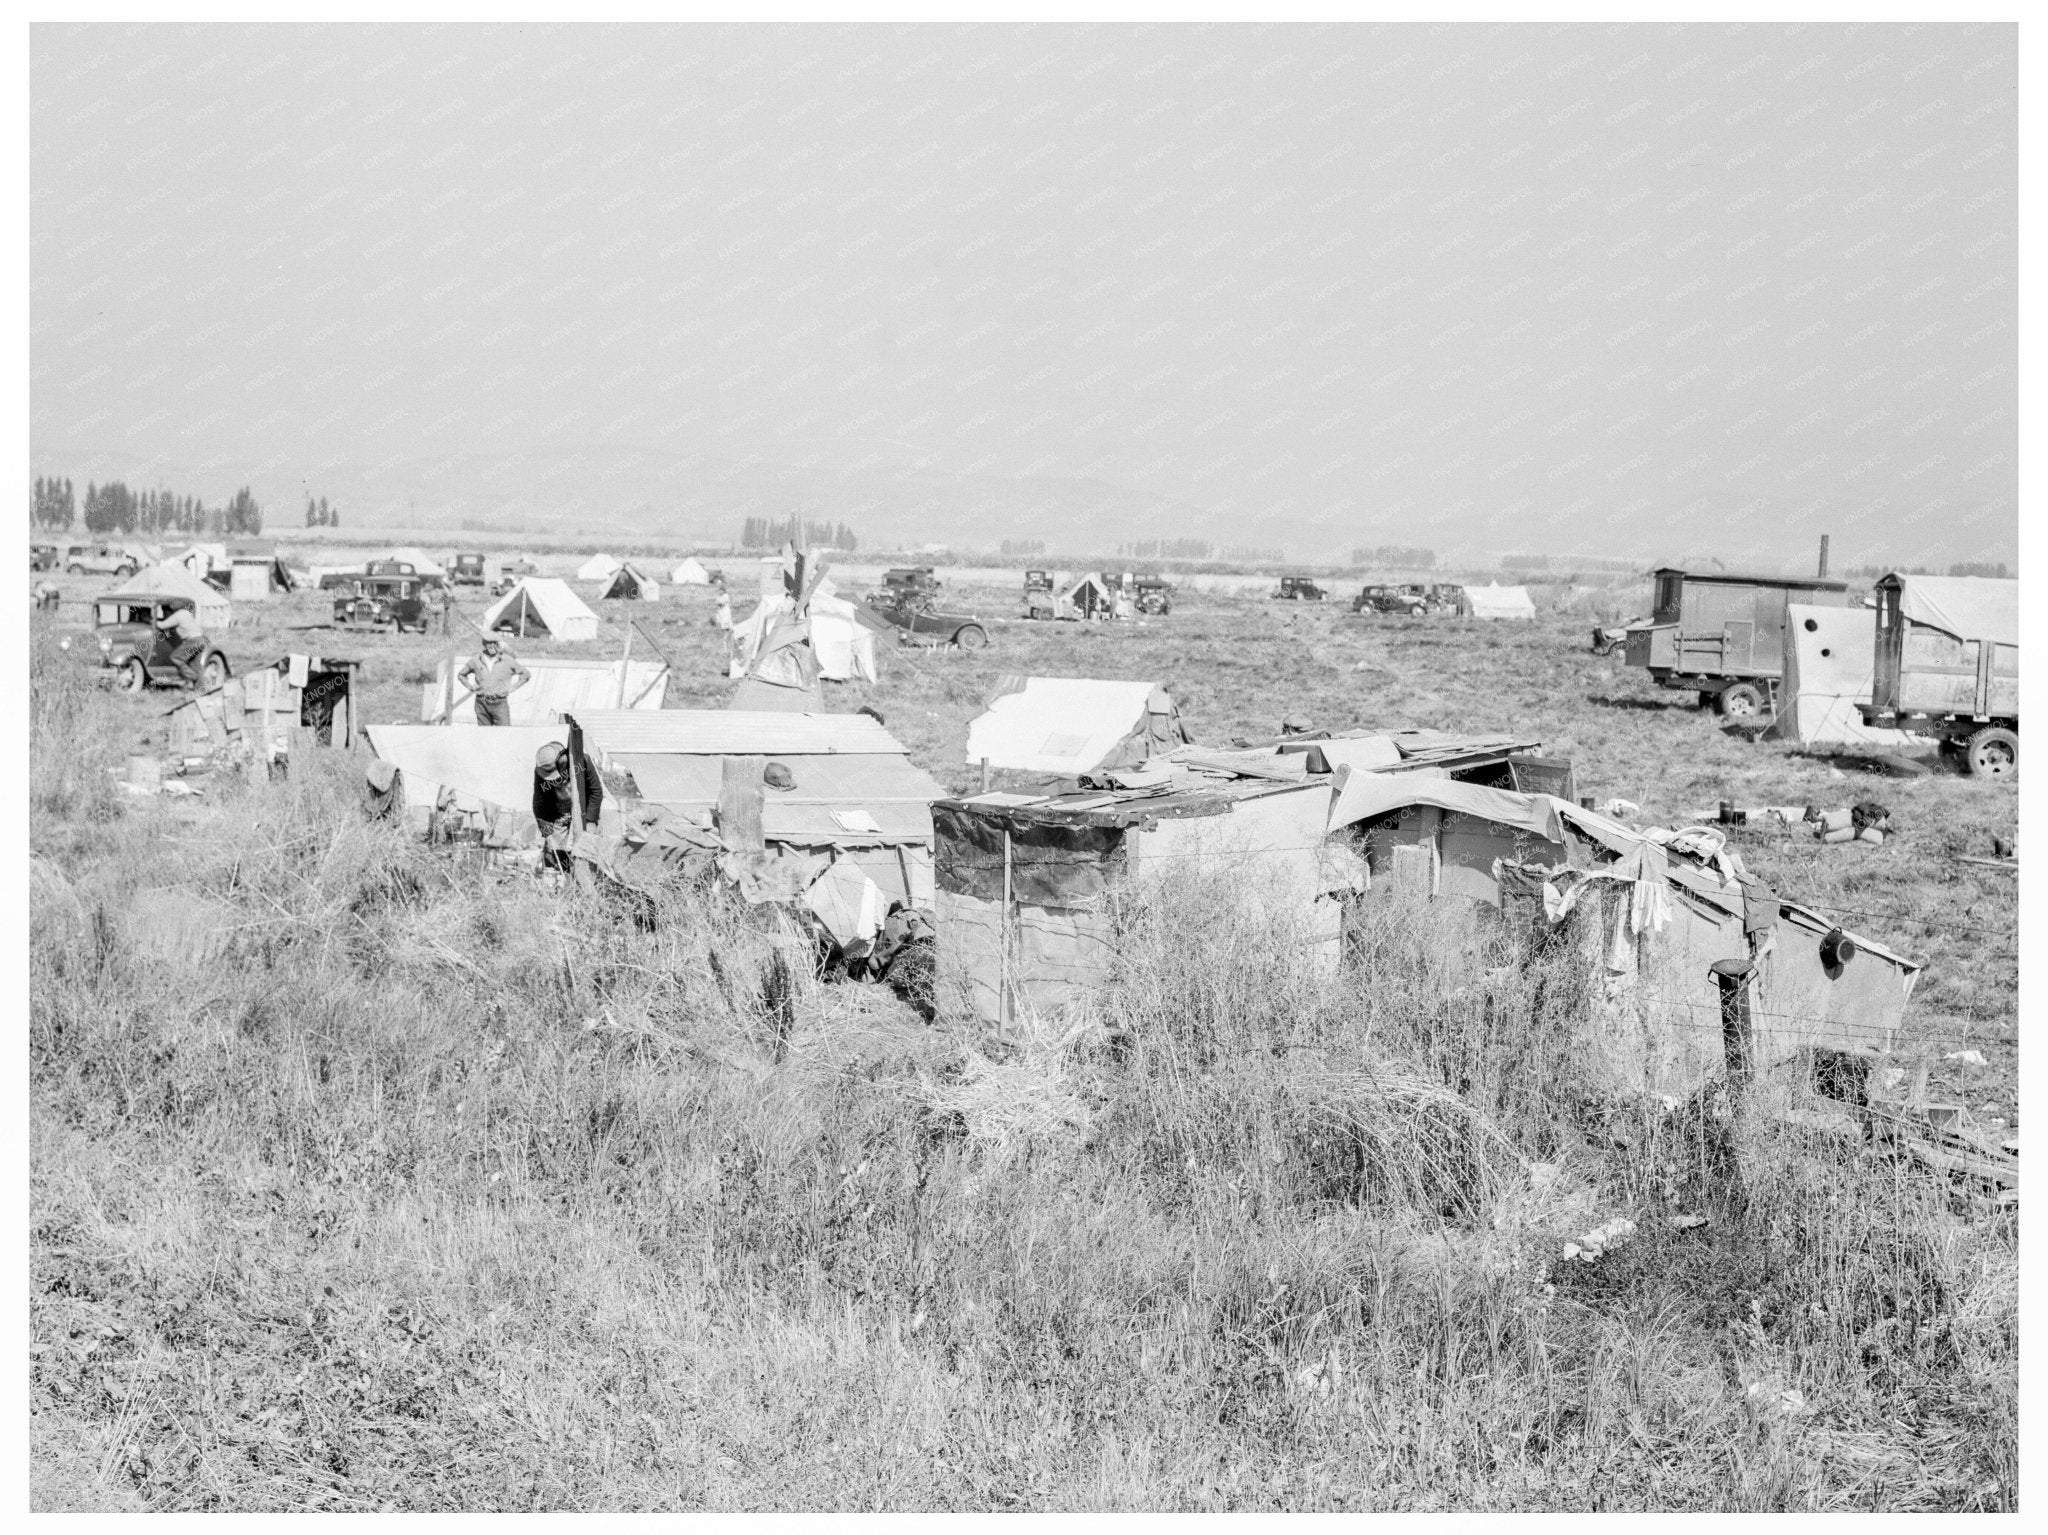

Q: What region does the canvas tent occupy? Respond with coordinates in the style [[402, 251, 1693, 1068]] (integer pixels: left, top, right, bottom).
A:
[[671, 557, 712, 585], [577, 553, 623, 583], [1462, 582, 1537, 621], [173, 543, 228, 580], [420, 655, 669, 723], [574, 709, 949, 945], [1324, 774, 1921, 1096], [1762, 605, 1919, 750], [598, 563, 660, 601], [379, 547, 446, 579], [1058, 572, 1113, 620], [103, 562, 232, 631], [964, 676, 1189, 776], [482, 577, 600, 642], [362, 724, 593, 844]]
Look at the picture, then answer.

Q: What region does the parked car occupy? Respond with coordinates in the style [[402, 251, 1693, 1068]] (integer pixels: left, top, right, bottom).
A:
[[88, 594, 232, 693], [65, 543, 145, 578], [450, 552, 488, 587], [1355, 582, 1461, 617], [867, 587, 989, 649], [1861, 573, 2018, 777], [318, 569, 366, 593], [880, 566, 943, 599], [1622, 566, 1853, 719], [31, 544, 58, 572], [1022, 569, 1057, 619], [333, 574, 433, 633], [1274, 575, 1329, 602], [1133, 576, 1174, 615], [367, 558, 446, 589]]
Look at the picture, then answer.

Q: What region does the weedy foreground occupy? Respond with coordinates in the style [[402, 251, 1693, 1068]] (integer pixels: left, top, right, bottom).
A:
[[29, 583, 2016, 1510]]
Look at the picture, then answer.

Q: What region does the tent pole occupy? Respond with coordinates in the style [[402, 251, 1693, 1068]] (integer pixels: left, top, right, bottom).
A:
[[616, 621, 633, 708], [980, 757, 991, 792], [1000, 828, 1012, 1029]]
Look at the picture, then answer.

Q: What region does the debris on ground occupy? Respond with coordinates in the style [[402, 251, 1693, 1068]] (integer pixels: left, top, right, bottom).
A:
[[1562, 1216, 1636, 1262], [1945, 1049, 1987, 1066]]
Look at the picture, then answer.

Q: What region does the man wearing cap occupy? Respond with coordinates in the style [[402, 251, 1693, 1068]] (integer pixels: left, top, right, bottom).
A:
[[152, 600, 208, 685], [532, 740, 604, 866], [457, 635, 530, 726]]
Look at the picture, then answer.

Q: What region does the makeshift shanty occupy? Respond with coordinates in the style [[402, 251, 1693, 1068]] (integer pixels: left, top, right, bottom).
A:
[[1057, 572, 1113, 619], [598, 563, 660, 601], [172, 543, 228, 580], [228, 551, 296, 601], [1761, 605, 1918, 751], [729, 578, 881, 697], [379, 547, 446, 579], [577, 553, 623, 583], [964, 676, 1189, 776], [362, 723, 601, 845], [935, 729, 1541, 1024], [420, 653, 669, 723], [1461, 582, 1537, 621], [1323, 774, 1922, 1096], [481, 577, 600, 641], [167, 654, 362, 764], [671, 557, 712, 585], [103, 562, 232, 630]]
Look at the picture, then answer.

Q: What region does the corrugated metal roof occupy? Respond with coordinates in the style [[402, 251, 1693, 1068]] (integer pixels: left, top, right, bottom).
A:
[[572, 709, 908, 757]]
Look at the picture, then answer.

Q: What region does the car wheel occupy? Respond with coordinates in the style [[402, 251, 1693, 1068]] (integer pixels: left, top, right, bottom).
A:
[[954, 624, 988, 650], [1408, 605, 1424, 618], [119, 658, 147, 693], [199, 653, 229, 691], [115, 564, 135, 578], [1717, 682, 1766, 721], [1964, 727, 2018, 779], [67, 563, 83, 575]]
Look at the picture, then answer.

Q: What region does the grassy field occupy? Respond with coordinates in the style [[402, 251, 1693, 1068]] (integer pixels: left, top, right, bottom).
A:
[[29, 571, 2017, 1510]]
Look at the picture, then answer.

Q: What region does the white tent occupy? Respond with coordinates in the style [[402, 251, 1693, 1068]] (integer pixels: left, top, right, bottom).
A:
[[670, 556, 712, 585], [728, 577, 878, 685], [965, 676, 1187, 774], [1462, 583, 1537, 621], [102, 562, 233, 631], [577, 553, 623, 583], [481, 577, 600, 642], [379, 546, 446, 579], [1763, 605, 1919, 751], [599, 563, 661, 601], [422, 655, 669, 722], [173, 543, 228, 578]]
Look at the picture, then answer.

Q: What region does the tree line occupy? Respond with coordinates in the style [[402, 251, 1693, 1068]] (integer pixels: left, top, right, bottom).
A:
[[1117, 537, 1214, 559], [1353, 544, 1438, 569], [305, 496, 340, 527], [740, 515, 859, 551], [32, 477, 265, 537]]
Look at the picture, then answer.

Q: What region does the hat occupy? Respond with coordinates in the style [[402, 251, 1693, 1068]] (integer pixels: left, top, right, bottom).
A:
[[535, 743, 564, 774], [1281, 714, 1314, 734], [482, 634, 501, 648], [762, 761, 795, 791]]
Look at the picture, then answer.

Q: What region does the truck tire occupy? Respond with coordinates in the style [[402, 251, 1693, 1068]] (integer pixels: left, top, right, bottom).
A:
[[1964, 727, 2018, 779], [1717, 682, 1766, 721], [954, 624, 988, 651], [199, 653, 230, 692], [119, 658, 147, 693]]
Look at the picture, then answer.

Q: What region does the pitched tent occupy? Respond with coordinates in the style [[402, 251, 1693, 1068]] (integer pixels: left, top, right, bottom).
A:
[[671, 556, 712, 585], [599, 563, 660, 601], [577, 553, 623, 583], [728, 574, 879, 705], [481, 577, 600, 642], [1762, 605, 1920, 750], [173, 543, 228, 579], [379, 547, 446, 579], [1462, 582, 1537, 621], [575, 709, 949, 932], [421, 655, 669, 723], [103, 562, 232, 631], [1324, 773, 1922, 1097], [362, 724, 583, 844], [1058, 572, 1112, 619], [965, 676, 1188, 776]]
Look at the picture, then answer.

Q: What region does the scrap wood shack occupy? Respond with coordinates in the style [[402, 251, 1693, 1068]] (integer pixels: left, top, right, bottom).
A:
[[167, 654, 362, 763], [575, 708, 948, 953], [1324, 773, 1922, 1096]]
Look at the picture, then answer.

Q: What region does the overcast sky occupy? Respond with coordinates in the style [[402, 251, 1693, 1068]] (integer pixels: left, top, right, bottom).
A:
[[30, 23, 2016, 564]]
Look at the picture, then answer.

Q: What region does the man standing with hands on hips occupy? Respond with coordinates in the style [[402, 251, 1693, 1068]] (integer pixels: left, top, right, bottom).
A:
[[457, 634, 530, 725]]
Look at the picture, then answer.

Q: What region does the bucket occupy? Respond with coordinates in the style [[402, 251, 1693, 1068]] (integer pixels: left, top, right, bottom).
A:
[[1818, 808, 1854, 834], [125, 755, 162, 793]]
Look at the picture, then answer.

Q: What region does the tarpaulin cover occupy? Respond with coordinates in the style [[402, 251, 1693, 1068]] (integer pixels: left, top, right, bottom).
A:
[[379, 547, 447, 579], [577, 553, 623, 582], [932, 802, 1128, 905], [422, 657, 669, 723], [1461, 583, 1538, 621], [481, 579, 600, 642], [1327, 766, 1565, 840], [1762, 604, 1918, 749], [1891, 574, 2019, 646], [964, 676, 1185, 774], [1299, 735, 1404, 774], [363, 724, 570, 833], [805, 855, 889, 949]]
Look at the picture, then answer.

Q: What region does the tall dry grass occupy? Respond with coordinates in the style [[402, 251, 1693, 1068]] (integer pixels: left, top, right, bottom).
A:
[[27, 637, 2015, 1509]]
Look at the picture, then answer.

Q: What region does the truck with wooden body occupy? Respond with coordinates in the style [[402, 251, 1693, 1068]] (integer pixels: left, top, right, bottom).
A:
[[1860, 573, 2018, 777], [1622, 567, 1854, 720]]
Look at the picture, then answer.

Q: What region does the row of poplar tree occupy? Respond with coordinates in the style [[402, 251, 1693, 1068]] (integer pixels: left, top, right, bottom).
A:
[[31, 477, 265, 537], [739, 514, 859, 551]]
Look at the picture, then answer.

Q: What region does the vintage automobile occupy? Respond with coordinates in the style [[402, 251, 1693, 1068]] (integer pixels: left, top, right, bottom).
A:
[[1273, 575, 1330, 602], [866, 586, 989, 649], [450, 552, 488, 586], [333, 573, 436, 633], [1132, 575, 1174, 615], [65, 543, 146, 578], [367, 557, 446, 589], [87, 594, 232, 693], [1861, 573, 2018, 777], [1354, 582, 1462, 617], [1022, 568, 1057, 620], [31, 544, 58, 572]]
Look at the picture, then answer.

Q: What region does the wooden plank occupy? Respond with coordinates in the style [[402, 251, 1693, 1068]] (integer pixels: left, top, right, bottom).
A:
[[1175, 751, 1305, 782], [718, 755, 767, 853]]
